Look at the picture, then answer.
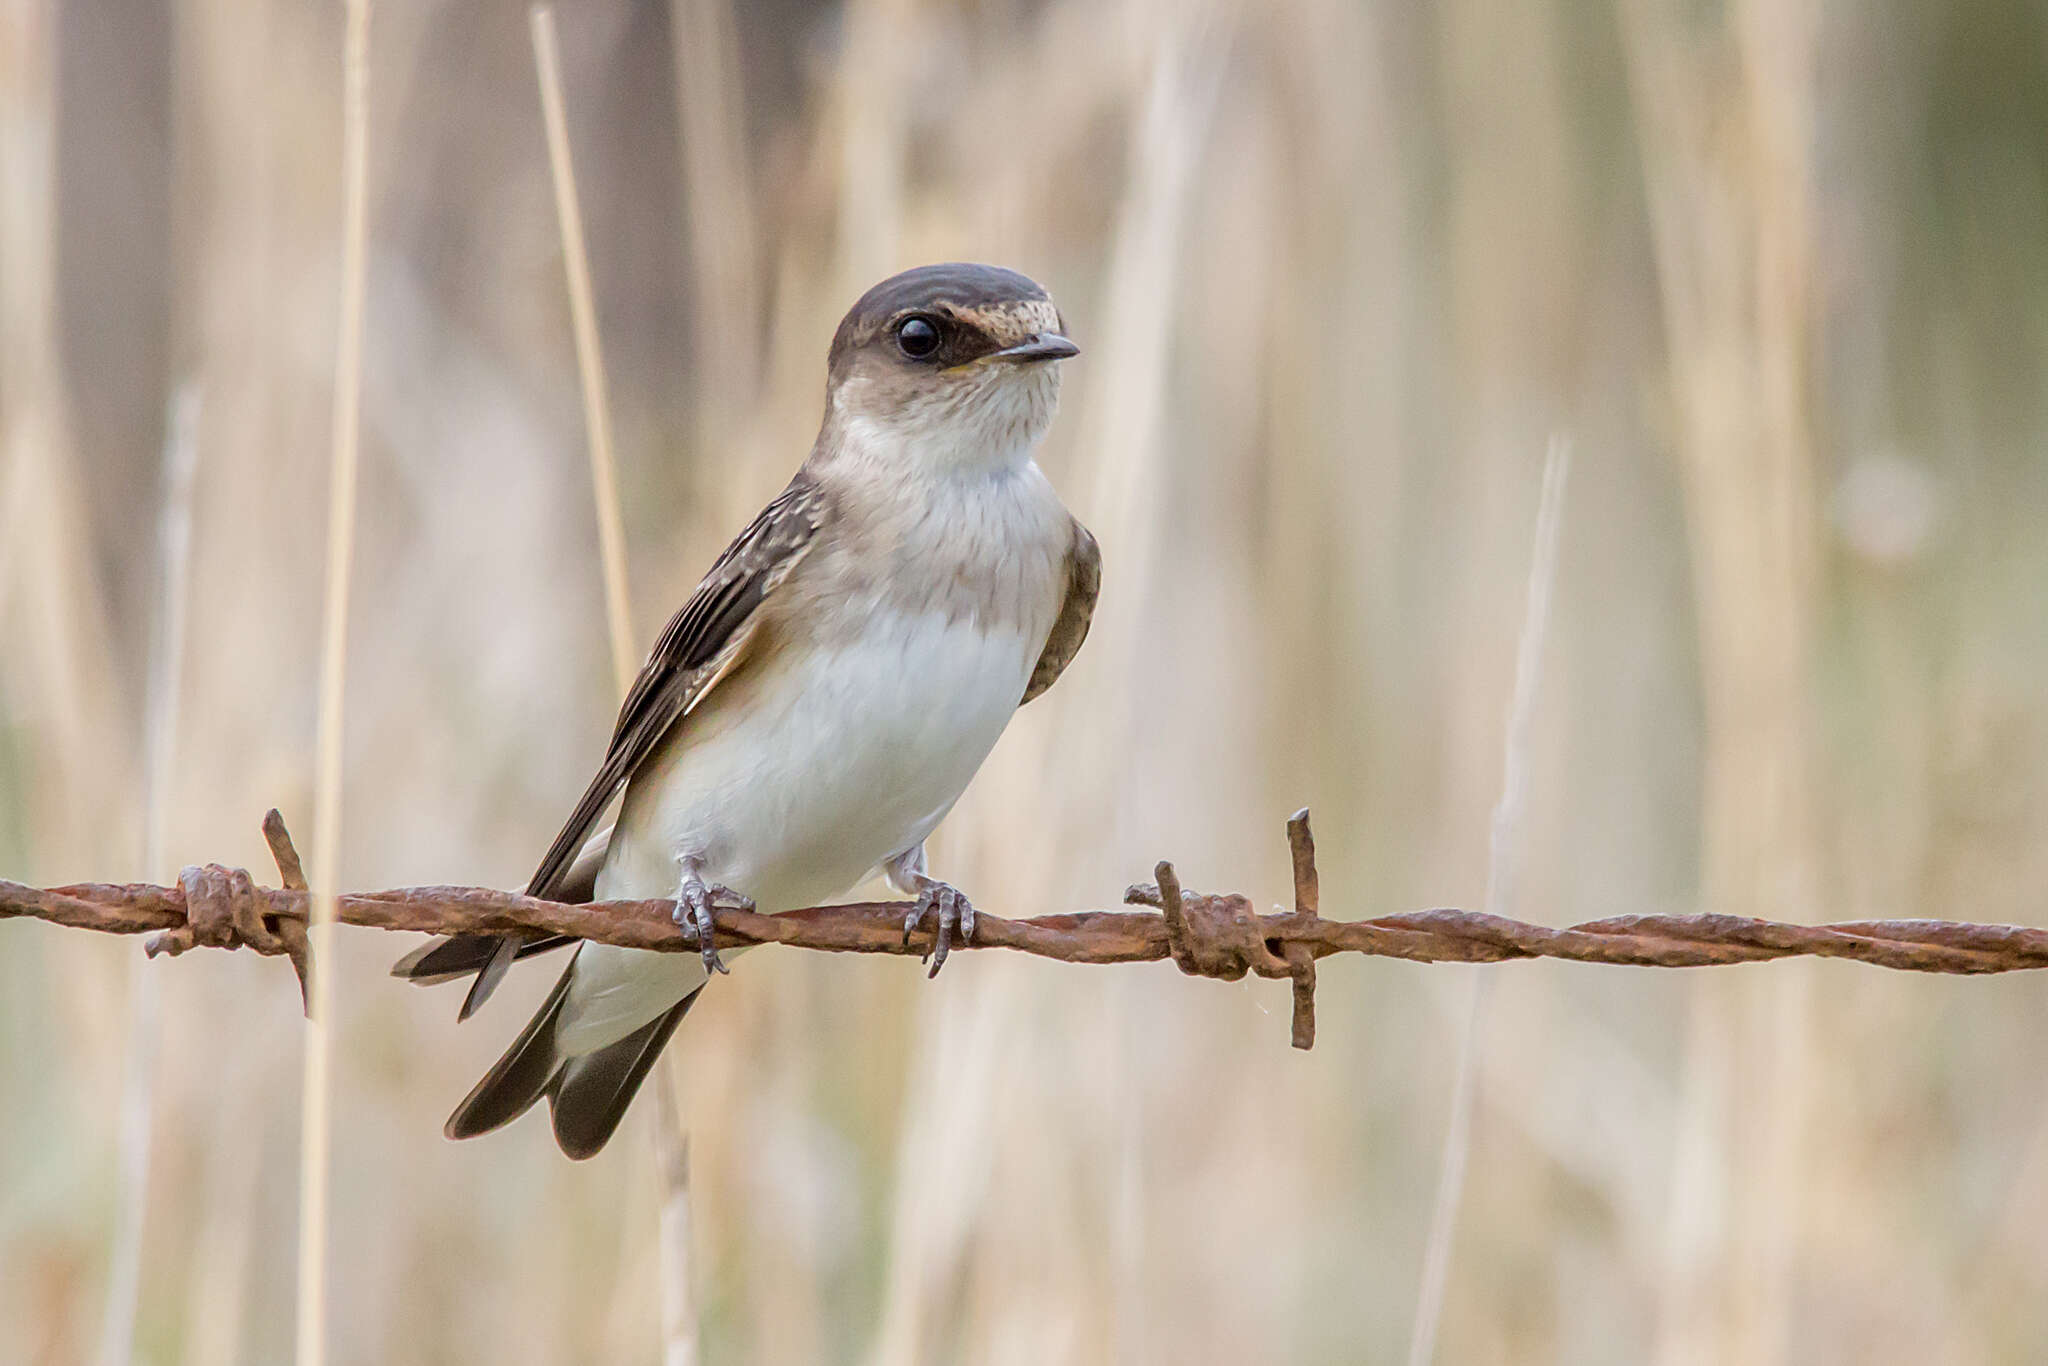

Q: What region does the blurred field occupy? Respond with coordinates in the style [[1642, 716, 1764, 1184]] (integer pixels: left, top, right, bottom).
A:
[[5, 0, 2048, 1361]]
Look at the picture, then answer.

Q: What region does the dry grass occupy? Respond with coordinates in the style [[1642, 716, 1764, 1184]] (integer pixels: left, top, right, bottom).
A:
[[96, 384, 202, 1366], [296, 3, 372, 1362], [1407, 436, 1570, 1366], [5, 0, 2048, 1361], [531, 2, 637, 701]]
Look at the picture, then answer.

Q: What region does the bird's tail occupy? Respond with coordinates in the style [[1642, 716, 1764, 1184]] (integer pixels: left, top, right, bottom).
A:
[[390, 822, 610, 1016], [444, 953, 701, 1160], [390, 931, 575, 987]]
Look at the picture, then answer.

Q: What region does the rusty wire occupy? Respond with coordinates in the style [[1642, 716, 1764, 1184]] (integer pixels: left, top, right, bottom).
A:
[[6, 809, 2048, 1050]]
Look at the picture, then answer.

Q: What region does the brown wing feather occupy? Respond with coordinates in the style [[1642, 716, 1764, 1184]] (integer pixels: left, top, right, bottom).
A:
[[526, 475, 830, 900], [445, 476, 829, 1021], [1021, 519, 1100, 705]]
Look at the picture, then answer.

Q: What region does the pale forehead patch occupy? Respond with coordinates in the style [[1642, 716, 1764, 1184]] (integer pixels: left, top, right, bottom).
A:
[[953, 297, 1064, 346]]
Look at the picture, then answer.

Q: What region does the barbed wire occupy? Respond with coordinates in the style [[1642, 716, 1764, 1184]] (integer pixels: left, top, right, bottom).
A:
[[6, 809, 2047, 1050]]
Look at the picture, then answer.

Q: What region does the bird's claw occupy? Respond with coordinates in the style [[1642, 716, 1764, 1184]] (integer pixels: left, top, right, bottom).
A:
[[900, 878, 977, 978], [674, 875, 750, 976]]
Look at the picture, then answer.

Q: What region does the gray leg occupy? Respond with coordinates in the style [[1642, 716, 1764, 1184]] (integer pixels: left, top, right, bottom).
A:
[[675, 854, 753, 976], [883, 842, 978, 978]]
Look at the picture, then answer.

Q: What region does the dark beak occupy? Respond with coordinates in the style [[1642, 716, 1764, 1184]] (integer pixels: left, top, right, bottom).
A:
[[990, 332, 1080, 363]]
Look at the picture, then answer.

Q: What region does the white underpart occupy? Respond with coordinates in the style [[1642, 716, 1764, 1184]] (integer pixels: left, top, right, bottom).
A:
[[556, 608, 1044, 1056]]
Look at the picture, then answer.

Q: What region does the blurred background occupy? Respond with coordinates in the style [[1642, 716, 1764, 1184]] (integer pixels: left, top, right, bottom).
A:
[[4, 0, 2048, 1361]]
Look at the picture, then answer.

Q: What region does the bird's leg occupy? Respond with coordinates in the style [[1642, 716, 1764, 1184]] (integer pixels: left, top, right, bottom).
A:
[[674, 853, 752, 976], [884, 842, 978, 979]]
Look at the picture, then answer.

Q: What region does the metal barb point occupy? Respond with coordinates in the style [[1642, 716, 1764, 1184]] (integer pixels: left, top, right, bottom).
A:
[[1283, 809, 1322, 1049]]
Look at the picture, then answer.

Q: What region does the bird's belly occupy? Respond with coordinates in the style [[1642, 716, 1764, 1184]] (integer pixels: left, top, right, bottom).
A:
[[599, 609, 1040, 911], [562, 611, 1043, 1056]]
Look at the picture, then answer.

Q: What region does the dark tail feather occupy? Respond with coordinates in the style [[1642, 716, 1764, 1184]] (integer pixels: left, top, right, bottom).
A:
[[391, 932, 576, 986], [460, 936, 526, 1020], [394, 821, 611, 1013], [444, 960, 577, 1141], [547, 989, 701, 1160]]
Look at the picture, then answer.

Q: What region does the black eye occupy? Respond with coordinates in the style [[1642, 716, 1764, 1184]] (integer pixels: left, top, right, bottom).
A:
[[895, 315, 942, 359]]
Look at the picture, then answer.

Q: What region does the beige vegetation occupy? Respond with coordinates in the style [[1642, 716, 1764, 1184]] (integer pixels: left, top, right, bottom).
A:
[[4, 0, 2048, 1362]]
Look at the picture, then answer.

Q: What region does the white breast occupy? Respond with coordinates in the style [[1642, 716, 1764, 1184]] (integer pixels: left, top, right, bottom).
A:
[[616, 606, 1043, 908]]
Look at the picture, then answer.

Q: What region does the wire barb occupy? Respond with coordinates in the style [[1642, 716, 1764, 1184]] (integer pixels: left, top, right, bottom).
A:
[[1129, 818, 1320, 1046], [264, 807, 310, 892], [1284, 808, 1321, 1048]]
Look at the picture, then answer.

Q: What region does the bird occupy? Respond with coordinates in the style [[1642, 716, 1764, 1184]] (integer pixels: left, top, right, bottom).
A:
[[392, 263, 1099, 1159]]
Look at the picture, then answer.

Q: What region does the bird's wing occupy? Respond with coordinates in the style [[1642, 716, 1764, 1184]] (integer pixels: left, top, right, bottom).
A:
[[1021, 518, 1100, 705], [527, 474, 832, 900], [433, 475, 830, 1021]]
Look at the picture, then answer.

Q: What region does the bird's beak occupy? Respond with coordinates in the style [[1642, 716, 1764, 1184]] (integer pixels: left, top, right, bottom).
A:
[[988, 332, 1080, 364]]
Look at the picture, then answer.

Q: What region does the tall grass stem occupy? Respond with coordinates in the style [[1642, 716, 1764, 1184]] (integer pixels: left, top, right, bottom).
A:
[[296, 4, 371, 1362], [97, 384, 201, 1366], [1406, 437, 1571, 1366], [531, 3, 635, 700]]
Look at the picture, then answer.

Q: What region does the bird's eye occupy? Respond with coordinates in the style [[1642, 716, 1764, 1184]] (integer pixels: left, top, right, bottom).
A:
[[895, 315, 942, 359]]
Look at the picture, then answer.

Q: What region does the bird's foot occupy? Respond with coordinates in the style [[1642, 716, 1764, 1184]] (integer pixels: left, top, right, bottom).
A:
[[674, 859, 751, 975], [900, 877, 977, 978]]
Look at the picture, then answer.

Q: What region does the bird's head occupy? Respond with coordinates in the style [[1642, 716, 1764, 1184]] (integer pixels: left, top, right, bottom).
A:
[[820, 263, 1077, 474]]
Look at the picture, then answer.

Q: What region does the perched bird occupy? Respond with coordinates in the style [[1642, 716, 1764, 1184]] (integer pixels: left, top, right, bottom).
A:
[[394, 263, 1099, 1158]]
